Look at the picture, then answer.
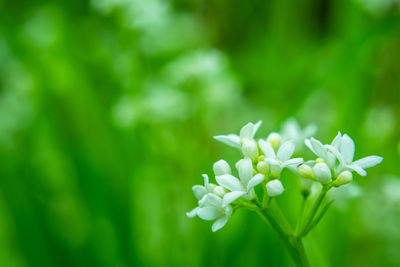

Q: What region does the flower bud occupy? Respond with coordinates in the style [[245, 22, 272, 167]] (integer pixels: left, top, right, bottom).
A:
[[333, 171, 353, 187], [266, 179, 284, 197], [242, 139, 259, 159], [312, 163, 332, 184], [213, 185, 227, 197], [316, 158, 325, 164], [297, 164, 315, 180], [257, 161, 269, 174], [267, 132, 281, 150], [213, 159, 232, 176]]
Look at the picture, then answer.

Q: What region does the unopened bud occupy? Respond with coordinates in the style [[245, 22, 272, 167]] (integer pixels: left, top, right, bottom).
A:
[[316, 158, 325, 164], [297, 164, 315, 180], [333, 171, 353, 187], [267, 132, 281, 151], [257, 161, 269, 174], [213, 159, 232, 176], [242, 139, 259, 159], [313, 163, 332, 184], [266, 179, 284, 197]]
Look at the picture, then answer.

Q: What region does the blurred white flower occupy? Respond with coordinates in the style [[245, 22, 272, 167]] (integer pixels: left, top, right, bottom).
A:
[[281, 118, 317, 151]]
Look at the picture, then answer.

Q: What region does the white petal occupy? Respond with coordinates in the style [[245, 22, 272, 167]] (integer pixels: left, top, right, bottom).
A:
[[346, 164, 367, 176], [212, 216, 229, 232], [310, 138, 328, 159], [222, 191, 246, 207], [186, 207, 199, 218], [353, 156, 383, 169], [325, 145, 346, 167], [340, 134, 355, 163], [247, 174, 264, 191], [240, 122, 254, 139], [281, 158, 304, 168], [216, 174, 244, 192], [331, 131, 342, 149], [213, 159, 232, 176], [238, 158, 253, 185], [192, 185, 208, 200], [259, 139, 276, 159], [197, 207, 221, 221], [277, 141, 295, 161], [202, 174, 212, 192], [214, 134, 241, 149], [252, 120, 262, 138], [199, 193, 222, 208]]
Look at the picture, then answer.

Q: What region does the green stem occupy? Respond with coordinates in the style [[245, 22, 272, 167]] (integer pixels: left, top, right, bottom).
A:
[[295, 195, 307, 235], [292, 237, 310, 267], [256, 208, 300, 264], [298, 186, 330, 237]]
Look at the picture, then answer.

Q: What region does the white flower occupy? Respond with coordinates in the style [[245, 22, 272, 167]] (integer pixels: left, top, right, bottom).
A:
[[266, 179, 284, 197], [214, 121, 262, 150], [216, 158, 264, 202], [194, 193, 233, 232], [325, 133, 383, 176], [259, 139, 304, 178]]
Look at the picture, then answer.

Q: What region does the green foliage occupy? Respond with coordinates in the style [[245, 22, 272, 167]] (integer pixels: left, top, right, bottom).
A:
[[0, 0, 399, 266]]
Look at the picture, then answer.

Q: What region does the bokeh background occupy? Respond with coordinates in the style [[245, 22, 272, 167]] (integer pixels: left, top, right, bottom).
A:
[[0, 0, 399, 266]]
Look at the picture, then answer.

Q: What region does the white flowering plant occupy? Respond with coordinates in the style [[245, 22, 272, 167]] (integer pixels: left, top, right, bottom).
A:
[[187, 119, 383, 267]]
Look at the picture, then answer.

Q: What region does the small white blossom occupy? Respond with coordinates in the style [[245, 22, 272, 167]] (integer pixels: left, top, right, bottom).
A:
[[325, 133, 383, 176], [214, 121, 262, 150], [267, 132, 281, 150], [266, 179, 284, 197], [216, 158, 264, 202], [195, 193, 233, 232], [259, 139, 303, 178]]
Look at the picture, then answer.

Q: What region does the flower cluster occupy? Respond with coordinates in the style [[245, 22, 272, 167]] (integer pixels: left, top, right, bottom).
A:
[[187, 120, 383, 232]]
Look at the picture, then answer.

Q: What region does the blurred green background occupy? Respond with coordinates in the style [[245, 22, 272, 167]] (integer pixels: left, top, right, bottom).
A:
[[0, 0, 399, 266]]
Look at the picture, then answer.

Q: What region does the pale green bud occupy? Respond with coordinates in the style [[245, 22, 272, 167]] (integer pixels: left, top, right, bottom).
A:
[[313, 163, 332, 184], [316, 158, 325, 164], [333, 171, 353, 187], [297, 164, 315, 180], [266, 179, 284, 197], [213, 185, 227, 197], [267, 132, 281, 151], [257, 161, 269, 174], [213, 159, 232, 176], [242, 139, 259, 159]]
